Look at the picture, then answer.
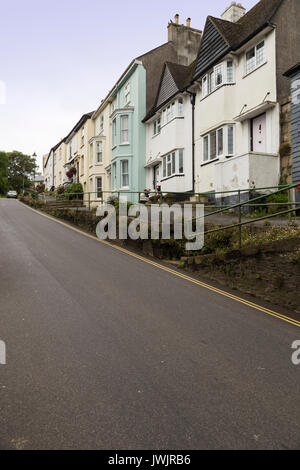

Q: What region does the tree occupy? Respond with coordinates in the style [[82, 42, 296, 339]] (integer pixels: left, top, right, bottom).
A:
[[0, 152, 9, 194], [7, 151, 37, 193]]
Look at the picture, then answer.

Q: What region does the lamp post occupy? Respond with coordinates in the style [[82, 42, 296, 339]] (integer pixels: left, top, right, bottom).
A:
[[32, 152, 37, 188]]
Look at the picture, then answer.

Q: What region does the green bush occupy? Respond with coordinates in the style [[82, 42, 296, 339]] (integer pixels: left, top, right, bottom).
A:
[[65, 183, 83, 200], [267, 193, 288, 215]]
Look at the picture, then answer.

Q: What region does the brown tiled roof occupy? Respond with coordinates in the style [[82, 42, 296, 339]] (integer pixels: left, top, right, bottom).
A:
[[143, 60, 196, 122], [193, 0, 284, 80], [212, 0, 284, 50]]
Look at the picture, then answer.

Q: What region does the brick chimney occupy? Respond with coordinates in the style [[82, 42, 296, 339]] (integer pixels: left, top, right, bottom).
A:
[[221, 2, 246, 23]]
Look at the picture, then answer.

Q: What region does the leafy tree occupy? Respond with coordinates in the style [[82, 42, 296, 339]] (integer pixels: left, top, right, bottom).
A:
[[7, 151, 37, 193], [0, 152, 9, 194]]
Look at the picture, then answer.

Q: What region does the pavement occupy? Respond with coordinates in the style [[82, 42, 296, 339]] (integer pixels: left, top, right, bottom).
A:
[[0, 198, 300, 450]]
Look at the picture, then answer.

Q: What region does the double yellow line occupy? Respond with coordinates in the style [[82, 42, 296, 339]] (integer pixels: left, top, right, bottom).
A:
[[22, 202, 300, 328]]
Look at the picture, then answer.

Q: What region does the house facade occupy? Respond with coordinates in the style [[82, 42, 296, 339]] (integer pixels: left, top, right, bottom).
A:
[[144, 62, 194, 195], [90, 16, 202, 202], [89, 101, 112, 204], [190, 0, 300, 203], [284, 63, 300, 203], [64, 112, 94, 191], [53, 140, 66, 188]]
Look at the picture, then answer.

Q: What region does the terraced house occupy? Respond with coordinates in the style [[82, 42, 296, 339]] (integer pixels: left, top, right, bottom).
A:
[[191, 0, 300, 204], [90, 15, 202, 202]]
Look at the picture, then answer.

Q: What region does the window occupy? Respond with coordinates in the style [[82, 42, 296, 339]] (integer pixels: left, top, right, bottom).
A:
[[202, 60, 235, 98], [178, 98, 183, 115], [112, 163, 117, 190], [124, 82, 130, 105], [81, 127, 85, 146], [227, 61, 234, 83], [214, 63, 223, 87], [217, 128, 223, 156], [121, 160, 129, 188], [90, 143, 93, 165], [162, 150, 184, 178], [203, 125, 235, 162], [97, 141, 103, 163], [179, 150, 184, 174], [228, 125, 234, 156], [121, 115, 129, 143], [100, 115, 104, 133], [202, 75, 208, 98], [81, 156, 84, 175], [153, 117, 161, 136], [246, 40, 265, 74], [112, 118, 117, 146], [96, 177, 103, 199]]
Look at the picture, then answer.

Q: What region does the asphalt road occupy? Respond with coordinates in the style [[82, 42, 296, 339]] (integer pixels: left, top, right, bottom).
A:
[[0, 199, 300, 450]]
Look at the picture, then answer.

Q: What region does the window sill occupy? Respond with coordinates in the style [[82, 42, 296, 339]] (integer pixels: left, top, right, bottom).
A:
[[95, 162, 103, 166], [243, 60, 267, 79], [201, 83, 235, 101], [152, 132, 161, 139], [119, 142, 130, 146], [201, 158, 219, 167], [161, 173, 185, 182]]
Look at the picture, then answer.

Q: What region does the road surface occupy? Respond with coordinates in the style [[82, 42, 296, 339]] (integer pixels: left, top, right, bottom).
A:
[[0, 199, 300, 450]]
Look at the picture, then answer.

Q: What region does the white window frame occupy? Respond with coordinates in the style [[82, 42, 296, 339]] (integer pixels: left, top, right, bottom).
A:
[[89, 143, 93, 165], [112, 163, 117, 190], [96, 141, 103, 163], [112, 118, 117, 147], [96, 176, 103, 199], [153, 117, 161, 136], [202, 125, 235, 163], [121, 160, 129, 188], [100, 115, 104, 133], [124, 82, 130, 105], [202, 59, 236, 99], [245, 40, 265, 75], [81, 127, 85, 146], [120, 115, 129, 144], [162, 150, 184, 179]]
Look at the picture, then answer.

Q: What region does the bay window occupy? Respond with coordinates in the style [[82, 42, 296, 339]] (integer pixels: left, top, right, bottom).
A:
[[246, 40, 265, 74], [203, 125, 235, 162], [202, 60, 235, 98]]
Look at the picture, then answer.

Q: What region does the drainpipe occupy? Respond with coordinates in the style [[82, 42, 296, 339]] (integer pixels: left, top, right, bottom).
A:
[[187, 91, 196, 193]]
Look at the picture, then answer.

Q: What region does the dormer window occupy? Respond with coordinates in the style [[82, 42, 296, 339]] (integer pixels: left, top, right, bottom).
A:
[[246, 40, 265, 75]]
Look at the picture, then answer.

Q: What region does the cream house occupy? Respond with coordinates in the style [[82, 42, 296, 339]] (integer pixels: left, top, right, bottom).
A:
[[89, 100, 112, 204], [63, 112, 94, 193], [53, 140, 67, 188]]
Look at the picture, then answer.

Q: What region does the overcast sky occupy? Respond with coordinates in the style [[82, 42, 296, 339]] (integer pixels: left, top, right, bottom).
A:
[[0, 0, 257, 170]]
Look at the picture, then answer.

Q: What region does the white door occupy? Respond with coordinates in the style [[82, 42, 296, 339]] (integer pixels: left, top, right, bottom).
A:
[[252, 114, 266, 153]]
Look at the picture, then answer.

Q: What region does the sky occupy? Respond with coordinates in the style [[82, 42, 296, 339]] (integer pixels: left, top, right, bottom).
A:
[[0, 0, 258, 171]]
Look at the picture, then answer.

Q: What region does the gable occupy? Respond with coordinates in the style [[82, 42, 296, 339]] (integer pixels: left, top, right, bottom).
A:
[[156, 65, 179, 108], [193, 18, 229, 81]]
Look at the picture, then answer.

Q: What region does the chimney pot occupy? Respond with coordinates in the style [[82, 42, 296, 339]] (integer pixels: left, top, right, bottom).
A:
[[186, 18, 191, 27], [174, 14, 179, 25]]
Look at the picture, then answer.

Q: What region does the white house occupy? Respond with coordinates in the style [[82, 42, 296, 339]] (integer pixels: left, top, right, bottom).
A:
[[189, 0, 300, 203], [144, 62, 194, 196]]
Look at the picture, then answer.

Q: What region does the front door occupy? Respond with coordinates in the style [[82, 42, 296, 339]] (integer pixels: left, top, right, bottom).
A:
[[153, 165, 160, 189], [252, 113, 266, 153]]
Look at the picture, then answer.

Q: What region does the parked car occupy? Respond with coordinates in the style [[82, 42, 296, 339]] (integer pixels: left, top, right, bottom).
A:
[[6, 190, 18, 198]]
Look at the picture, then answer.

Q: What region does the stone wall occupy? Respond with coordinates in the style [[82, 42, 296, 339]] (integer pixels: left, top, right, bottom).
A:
[[280, 98, 293, 185], [182, 238, 300, 312]]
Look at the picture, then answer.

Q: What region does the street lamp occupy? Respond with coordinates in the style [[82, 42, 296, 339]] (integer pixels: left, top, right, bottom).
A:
[[32, 152, 37, 187]]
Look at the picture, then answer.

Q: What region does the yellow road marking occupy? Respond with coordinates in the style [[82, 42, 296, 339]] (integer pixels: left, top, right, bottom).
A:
[[21, 202, 300, 328]]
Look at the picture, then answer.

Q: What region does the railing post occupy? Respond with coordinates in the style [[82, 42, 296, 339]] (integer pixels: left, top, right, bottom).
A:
[[288, 188, 292, 223], [88, 192, 91, 211], [238, 190, 242, 249]]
